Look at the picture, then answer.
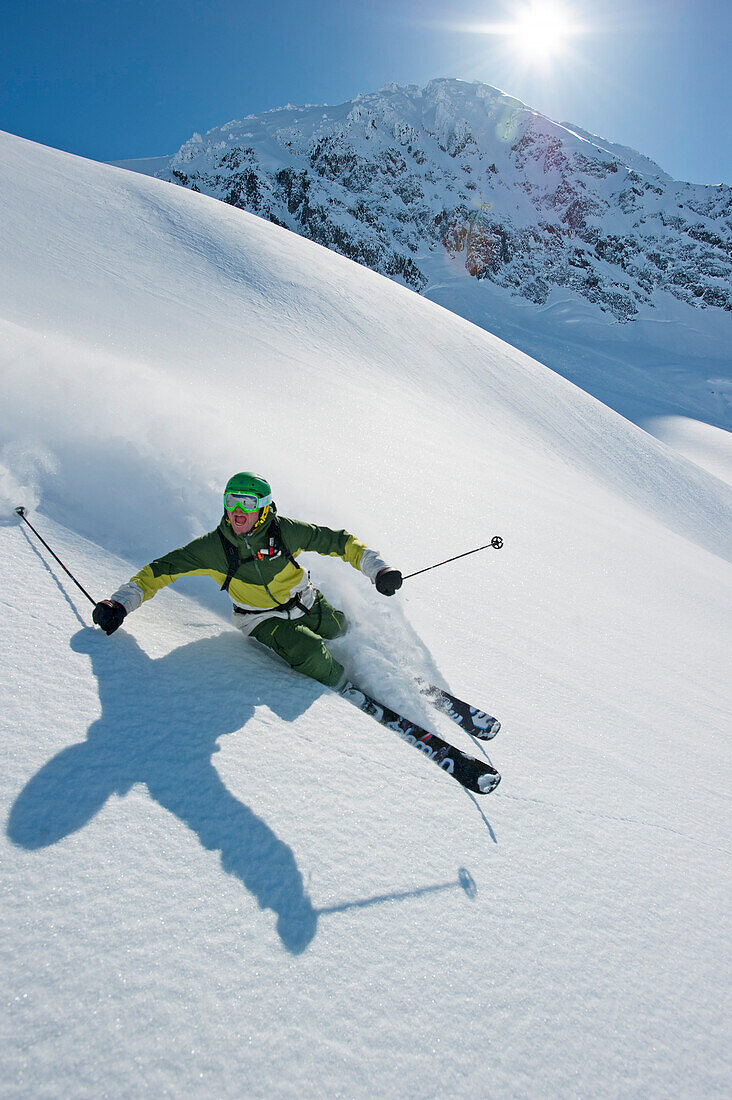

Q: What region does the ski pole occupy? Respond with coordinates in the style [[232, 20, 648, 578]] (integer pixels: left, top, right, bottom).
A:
[[15, 506, 97, 606], [403, 536, 503, 581]]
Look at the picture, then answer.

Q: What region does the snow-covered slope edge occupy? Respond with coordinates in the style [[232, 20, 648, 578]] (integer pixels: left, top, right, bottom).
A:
[[1, 131, 730, 1099]]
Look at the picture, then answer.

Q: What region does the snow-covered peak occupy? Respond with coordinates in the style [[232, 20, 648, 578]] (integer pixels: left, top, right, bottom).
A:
[[157, 78, 730, 329], [168, 79, 670, 186]]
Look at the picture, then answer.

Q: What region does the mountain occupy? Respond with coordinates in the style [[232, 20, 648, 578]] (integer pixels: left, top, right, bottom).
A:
[[1, 130, 731, 1098], [156, 79, 731, 323]]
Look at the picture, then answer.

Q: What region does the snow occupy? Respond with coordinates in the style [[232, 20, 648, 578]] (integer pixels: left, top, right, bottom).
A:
[[1, 129, 731, 1098], [644, 414, 732, 485], [425, 278, 732, 486]]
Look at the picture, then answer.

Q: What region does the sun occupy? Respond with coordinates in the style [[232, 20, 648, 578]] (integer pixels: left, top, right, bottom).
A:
[[448, 2, 587, 74], [508, 2, 579, 61]]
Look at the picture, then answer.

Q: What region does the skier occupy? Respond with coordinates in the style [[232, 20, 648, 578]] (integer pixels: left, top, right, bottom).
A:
[[92, 472, 403, 692], [91, 472, 501, 793]]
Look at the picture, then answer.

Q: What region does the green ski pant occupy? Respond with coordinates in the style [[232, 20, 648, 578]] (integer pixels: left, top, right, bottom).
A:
[[250, 591, 348, 688]]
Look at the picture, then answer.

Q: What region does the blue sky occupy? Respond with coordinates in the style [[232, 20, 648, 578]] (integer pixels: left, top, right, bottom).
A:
[[2, 0, 730, 184]]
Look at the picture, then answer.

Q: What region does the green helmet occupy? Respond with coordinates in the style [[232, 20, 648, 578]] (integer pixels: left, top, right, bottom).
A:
[[223, 472, 273, 514]]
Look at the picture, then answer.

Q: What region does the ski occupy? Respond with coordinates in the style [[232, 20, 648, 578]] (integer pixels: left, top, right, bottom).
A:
[[339, 684, 501, 794], [417, 680, 501, 740]]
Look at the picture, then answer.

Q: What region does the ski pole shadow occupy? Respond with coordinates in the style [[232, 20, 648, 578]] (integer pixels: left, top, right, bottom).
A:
[[7, 626, 321, 954], [318, 866, 478, 916], [18, 525, 89, 628]]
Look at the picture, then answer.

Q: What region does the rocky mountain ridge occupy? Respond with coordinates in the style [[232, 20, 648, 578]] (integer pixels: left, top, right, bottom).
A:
[[156, 79, 731, 322]]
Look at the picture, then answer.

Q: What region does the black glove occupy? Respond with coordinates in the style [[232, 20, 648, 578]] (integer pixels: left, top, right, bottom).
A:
[[375, 568, 403, 597], [92, 599, 127, 635]]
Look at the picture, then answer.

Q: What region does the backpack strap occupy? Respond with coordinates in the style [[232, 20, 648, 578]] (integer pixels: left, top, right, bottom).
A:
[[217, 528, 241, 593]]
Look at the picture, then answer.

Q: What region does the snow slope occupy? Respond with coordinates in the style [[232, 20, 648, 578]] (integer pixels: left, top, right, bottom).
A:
[[1, 130, 731, 1098]]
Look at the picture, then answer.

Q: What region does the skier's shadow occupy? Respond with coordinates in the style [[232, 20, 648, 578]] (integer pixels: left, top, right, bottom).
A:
[[7, 627, 319, 954]]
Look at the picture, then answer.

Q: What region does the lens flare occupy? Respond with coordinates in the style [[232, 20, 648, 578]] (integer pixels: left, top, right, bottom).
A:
[[510, 2, 579, 60], [460, 3, 584, 66]]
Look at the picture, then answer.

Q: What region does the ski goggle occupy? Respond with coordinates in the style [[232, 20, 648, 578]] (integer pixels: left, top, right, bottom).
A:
[[224, 491, 272, 513]]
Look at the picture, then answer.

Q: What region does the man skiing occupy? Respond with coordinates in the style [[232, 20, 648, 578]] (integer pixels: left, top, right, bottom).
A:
[[92, 472, 501, 794], [92, 472, 403, 692]]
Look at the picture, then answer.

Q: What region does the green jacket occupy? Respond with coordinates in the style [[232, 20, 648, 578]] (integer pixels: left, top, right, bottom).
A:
[[111, 511, 378, 616]]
